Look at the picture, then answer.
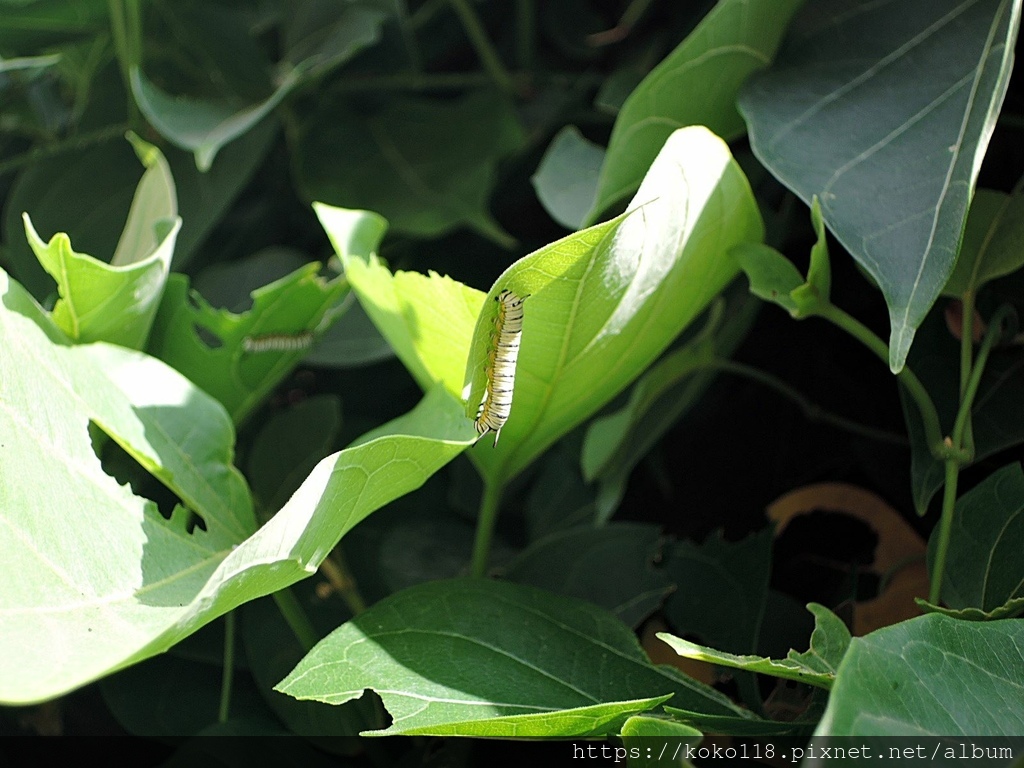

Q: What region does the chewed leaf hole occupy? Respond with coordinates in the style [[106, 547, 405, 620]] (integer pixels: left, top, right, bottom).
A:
[[88, 420, 206, 533], [192, 323, 223, 350]]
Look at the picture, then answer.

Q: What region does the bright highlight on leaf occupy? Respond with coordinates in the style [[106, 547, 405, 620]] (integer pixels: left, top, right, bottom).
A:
[[463, 126, 764, 483], [0, 267, 476, 705]]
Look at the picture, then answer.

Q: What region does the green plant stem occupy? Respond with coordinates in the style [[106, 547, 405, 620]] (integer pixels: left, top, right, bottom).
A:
[[817, 303, 951, 460], [929, 459, 960, 604], [328, 70, 596, 94], [272, 587, 319, 652], [929, 304, 1011, 603], [218, 611, 236, 724], [394, 0, 423, 73], [446, 0, 515, 94], [0, 124, 129, 178], [959, 291, 975, 397], [410, 0, 447, 27], [709, 358, 908, 445], [958, 291, 977, 457], [952, 304, 1012, 448], [106, 0, 142, 125], [471, 478, 503, 577], [515, 0, 534, 69], [107, 0, 130, 83], [319, 551, 367, 615], [588, 0, 655, 45]]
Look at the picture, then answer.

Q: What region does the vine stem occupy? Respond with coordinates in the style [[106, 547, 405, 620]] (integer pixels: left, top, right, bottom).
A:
[[273, 587, 319, 652], [471, 477, 503, 577], [951, 304, 1012, 449], [929, 460, 960, 604], [515, 0, 534, 69], [0, 124, 128, 177], [319, 551, 367, 615], [447, 0, 516, 94], [929, 303, 1012, 603], [394, 0, 423, 73], [817, 304, 953, 460], [709, 358, 907, 445], [106, 0, 142, 125], [218, 611, 236, 724]]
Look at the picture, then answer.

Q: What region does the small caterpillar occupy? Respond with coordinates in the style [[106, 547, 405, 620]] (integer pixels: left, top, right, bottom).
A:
[[242, 331, 315, 354], [475, 289, 527, 446]]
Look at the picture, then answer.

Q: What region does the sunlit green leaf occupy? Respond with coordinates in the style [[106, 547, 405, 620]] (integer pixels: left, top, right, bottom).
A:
[[464, 127, 763, 484], [586, 0, 805, 223], [0, 264, 472, 703], [21, 136, 179, 349], [148, 265, 347, 425], [3, 123, 275, 296], [317, 202, 486, 399]]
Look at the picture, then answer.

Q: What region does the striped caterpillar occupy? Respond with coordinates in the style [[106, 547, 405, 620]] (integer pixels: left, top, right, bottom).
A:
[[475, 289, 527, 446], [241, 331, 315, 354]]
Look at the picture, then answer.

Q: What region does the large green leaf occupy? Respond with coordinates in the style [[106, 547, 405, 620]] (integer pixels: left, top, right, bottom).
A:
[[815, 613, 1024, 735], [99, 652, 274, 737], [246, 394, 343, 514], [242, 588, 374, 745], [131, 67, 295, 173], [317, 203, 486, 399], [21, 136, 179, 349], [295, 90, 524, 247], [147, 265, 348, 425], [580, 0, 805, 226], [927, 463, 1024, 619], [0, 264, 474, 703], [662, 528, 773, 709], [463, 126, 763, 483], [129, 1, 387, 170], [276, 578, 748, 737], [3, 123, 275, 297], [740, 0, 1020, 371], [503, 523, 673, 628], [943, 188, 1024, 297], [281, 0, 390, 80]]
